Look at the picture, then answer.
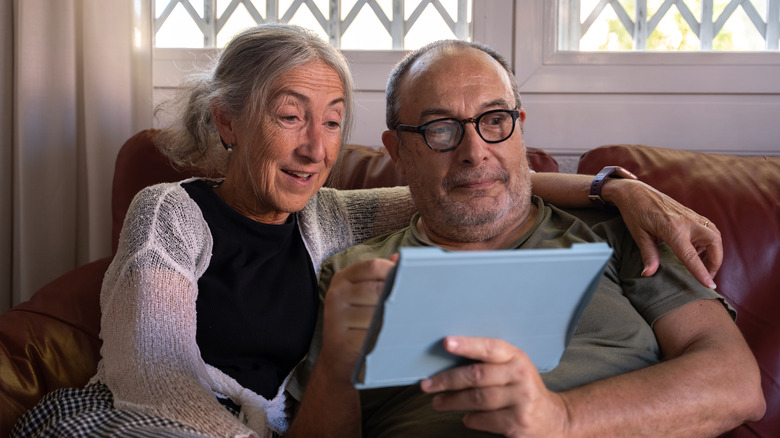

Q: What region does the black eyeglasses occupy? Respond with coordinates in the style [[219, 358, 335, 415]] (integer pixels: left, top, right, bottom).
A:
[[396, 109, 521, 152]]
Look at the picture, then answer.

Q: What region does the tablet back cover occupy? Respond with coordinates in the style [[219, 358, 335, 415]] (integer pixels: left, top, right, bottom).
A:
[[352, 243, 612, 389]]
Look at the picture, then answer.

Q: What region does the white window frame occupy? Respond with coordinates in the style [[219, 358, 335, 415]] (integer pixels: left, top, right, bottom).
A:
[[515, 0, 780, 94], [152, 0, 514, 92]]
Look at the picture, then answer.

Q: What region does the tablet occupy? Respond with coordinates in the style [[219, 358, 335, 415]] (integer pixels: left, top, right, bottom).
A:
[[352, 242, 613, 389]]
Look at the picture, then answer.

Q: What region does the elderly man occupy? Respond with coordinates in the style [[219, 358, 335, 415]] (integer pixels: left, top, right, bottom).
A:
[[288, 40, 765, 438]]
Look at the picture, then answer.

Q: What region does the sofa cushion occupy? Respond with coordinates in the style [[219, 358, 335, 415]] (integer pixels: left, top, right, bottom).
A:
[[578, 144, 780, 438]]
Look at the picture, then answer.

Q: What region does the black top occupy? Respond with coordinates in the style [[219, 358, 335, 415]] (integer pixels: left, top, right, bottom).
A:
[[183, 180, 318, 400]]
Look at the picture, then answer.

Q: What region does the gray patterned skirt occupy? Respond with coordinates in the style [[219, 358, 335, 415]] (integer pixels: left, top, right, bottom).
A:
[[11, 383, 211, 437]]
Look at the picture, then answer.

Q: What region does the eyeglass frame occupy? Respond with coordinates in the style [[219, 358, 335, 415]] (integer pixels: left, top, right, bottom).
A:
[[395, 109, 521, 152]]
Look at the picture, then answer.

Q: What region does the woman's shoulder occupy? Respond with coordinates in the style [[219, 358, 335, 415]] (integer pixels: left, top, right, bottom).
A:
[[123, 179, 209, 240], [116, 179, 212, 270], [133, 179, 195, 202], [130, 179, 202, 215]]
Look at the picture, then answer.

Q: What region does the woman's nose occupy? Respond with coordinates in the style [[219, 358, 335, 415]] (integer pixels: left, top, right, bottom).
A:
[[300, 123, 327, 163]]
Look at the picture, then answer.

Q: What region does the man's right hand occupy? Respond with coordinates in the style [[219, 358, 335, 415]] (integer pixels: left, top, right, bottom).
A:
[[287, 255, 399, 438], [318, 255, 399, 381]]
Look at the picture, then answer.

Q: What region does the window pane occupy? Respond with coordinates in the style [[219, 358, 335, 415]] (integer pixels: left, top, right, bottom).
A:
[[716, 5, 768, 50], [154, 0, 472, 49], [341, 3, 392, 50], [406, 1, 459, 49], [155, 2, 204, 48], [217, 3, 261, 47], [647, 3, 701, 50], [283, 0, 330, 42], [579, 2, 633, 50], [559, 0, 780, 51]]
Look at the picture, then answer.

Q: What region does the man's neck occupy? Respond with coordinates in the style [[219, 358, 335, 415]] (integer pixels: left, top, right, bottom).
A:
[[415, 201, 538, 251]]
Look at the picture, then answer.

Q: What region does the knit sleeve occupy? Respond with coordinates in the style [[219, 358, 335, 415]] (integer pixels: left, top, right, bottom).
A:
[[298, 186, 416, 272], [97, 183, 262, 438], [591, 216, 733, 326]]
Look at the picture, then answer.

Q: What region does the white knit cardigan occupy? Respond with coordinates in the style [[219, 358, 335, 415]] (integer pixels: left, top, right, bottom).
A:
[[89, 180, 415, 438]]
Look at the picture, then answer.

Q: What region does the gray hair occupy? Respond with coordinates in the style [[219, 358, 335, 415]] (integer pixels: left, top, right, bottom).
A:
[[156, 23, 355, 175], [385, 40, 522, 130]]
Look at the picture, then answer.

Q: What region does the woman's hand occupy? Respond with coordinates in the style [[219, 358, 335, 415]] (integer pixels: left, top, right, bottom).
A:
[[529, 172, 722, 289], [603, 178, 722, 289]]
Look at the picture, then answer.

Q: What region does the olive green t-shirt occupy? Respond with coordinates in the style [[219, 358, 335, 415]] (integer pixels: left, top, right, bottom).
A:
[[311, 196, 730, 438]]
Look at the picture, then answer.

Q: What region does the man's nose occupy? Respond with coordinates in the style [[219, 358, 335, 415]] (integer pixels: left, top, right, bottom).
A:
[[455, 122, 489, 164]]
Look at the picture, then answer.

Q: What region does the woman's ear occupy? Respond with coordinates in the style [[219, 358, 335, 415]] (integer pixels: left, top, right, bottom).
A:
[[212, 105, 237, 146], [382, 130, 406, 175]]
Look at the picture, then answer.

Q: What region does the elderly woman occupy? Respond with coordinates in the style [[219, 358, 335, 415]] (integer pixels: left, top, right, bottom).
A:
[[13, 24, 720, 438]]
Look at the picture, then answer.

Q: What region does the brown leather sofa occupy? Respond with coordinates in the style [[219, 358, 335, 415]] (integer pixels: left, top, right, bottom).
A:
[[1, 129, 778, 437]]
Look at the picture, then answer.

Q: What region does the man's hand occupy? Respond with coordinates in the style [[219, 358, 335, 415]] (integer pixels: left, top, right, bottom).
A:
[[602, 179, 722, 289], [318, 255, 399, 380], [420, 336, 570, 438], [418, 300, 764, 438], [287, 255, 398, 438]]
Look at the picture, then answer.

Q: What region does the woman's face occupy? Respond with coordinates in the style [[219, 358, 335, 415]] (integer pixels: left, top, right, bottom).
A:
[[225, 60, 346, 223]]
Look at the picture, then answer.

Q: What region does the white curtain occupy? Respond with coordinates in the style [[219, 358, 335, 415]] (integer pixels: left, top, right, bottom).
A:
[[0, 0, 153, 312]]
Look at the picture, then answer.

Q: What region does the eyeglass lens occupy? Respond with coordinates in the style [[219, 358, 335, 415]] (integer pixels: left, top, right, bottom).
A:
[[425, 110, 515, 151]]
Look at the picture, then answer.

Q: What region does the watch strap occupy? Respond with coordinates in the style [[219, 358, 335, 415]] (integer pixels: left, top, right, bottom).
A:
[[588, 166, 637, 210]]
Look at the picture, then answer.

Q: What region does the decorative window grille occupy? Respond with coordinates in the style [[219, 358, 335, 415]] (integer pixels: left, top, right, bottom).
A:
[[559, 0, 780, 51], [154, 0, 472, 50]]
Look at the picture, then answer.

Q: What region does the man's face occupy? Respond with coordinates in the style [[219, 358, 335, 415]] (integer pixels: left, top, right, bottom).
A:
[[384, 46, 532, 245]]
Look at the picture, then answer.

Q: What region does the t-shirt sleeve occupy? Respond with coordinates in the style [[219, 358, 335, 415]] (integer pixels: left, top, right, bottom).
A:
[[591, 216, 734, 326]]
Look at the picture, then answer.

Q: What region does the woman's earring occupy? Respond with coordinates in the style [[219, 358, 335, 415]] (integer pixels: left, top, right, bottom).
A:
[[220, 138, 233, 152]]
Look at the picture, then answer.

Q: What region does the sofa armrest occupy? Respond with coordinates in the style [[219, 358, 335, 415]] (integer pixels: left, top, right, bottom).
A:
[[0, 256, 110, 436]]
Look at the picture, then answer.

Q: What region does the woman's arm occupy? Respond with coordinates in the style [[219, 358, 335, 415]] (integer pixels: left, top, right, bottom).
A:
[[530, 172, 722, 289], [100, 185, 258, 438]]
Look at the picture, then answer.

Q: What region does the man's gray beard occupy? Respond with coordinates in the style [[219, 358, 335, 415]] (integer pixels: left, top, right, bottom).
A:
[[427, 170, 532, 243]]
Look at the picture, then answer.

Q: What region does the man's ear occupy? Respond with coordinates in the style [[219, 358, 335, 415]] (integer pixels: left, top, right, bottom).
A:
[[382, 130, 406, 175], [212, 104, 237, 145]]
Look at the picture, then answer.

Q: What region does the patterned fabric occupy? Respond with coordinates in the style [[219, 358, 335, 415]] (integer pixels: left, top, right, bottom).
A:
[[11, 383, 208, 438]]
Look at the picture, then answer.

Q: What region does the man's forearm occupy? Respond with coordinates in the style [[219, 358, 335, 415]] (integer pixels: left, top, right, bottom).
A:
[[558, 301, 765, 437], [529, 172, 593, 208], [285, 362, 361, 437], [530, 171, 637, 209]]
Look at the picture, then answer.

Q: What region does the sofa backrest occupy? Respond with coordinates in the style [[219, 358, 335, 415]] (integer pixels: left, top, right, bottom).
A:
[[578, 144, 780, 438], [111, 129, 559, 252]]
